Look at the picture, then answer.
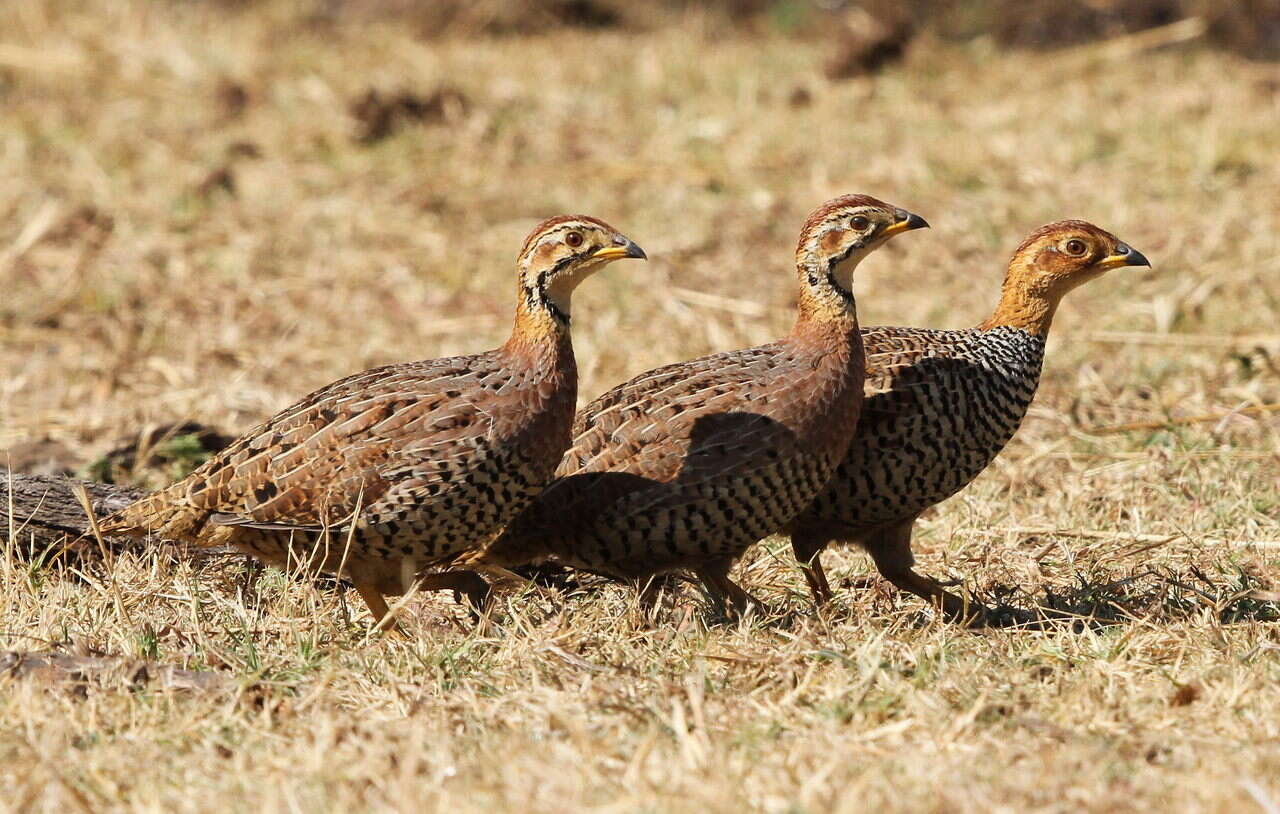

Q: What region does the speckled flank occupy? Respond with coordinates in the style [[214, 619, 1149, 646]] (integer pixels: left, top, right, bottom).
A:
[[467, 197, 926, 612], [785, 219, 1148, 620], [480, 327, 864, 584], [803, 325, 1046, 528], [99, 216, 643, 621], [102, 326, 578, 597]]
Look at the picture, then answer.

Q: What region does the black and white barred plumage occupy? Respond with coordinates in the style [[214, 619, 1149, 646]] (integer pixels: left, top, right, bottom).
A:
[[800, 325, 1047, 529], [786, 219, 1149, 619]]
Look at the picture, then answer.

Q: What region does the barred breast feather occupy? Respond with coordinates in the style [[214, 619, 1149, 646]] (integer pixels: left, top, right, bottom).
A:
[[803, 325, 1046, 529]]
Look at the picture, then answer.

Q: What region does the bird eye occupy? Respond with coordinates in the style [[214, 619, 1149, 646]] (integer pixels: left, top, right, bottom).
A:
[[566, 231, 584, 248], [850, 215, 870, 231], [1064, 239, 1087, 256]]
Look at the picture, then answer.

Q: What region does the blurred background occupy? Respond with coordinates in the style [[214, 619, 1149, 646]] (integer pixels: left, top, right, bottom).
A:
[[2, 5, 1279, 809], [1, 0, 1276, 492]]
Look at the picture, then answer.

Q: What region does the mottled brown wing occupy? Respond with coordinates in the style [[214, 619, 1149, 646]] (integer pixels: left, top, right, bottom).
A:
[[521, 346, 799, 526], [186, 357, 505, 531], [565, 346, 795, 480], [859, 326, 975, 440]]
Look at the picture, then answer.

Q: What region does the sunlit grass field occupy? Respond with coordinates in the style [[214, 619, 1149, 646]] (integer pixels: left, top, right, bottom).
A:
[[1, 2, 1278, 811]]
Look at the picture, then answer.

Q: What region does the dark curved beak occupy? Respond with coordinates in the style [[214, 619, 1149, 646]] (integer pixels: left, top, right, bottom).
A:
[[1097, 243, 1150, 270], [883, 209, 930, 237], [594, 235, 647, 262]]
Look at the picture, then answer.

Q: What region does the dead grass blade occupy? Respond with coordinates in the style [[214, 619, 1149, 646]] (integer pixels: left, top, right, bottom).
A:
[[1085, 403, 1280, 435]]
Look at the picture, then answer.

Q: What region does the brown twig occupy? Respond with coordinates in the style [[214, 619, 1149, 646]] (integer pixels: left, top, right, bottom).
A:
[[1085, 331, 1280, 347], [1085, 403, 1280, 435], [1056, 17, 1208, 64], [1, 650, 231, 692], [975, 527, 1280, 549]]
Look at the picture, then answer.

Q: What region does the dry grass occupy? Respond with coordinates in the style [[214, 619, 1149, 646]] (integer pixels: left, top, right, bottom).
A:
[[2, 1, 1280, 811]]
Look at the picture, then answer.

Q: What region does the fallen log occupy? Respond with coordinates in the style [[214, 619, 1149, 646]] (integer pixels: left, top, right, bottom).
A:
[[1, 472, 144, 555], [1, 649, 232, 693], [1, 472, 233, 563]]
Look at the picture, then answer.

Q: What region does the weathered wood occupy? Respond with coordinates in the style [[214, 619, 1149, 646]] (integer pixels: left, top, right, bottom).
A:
[[0, 472, 236, 562], [1, 472, 144, 554], [0, 650, 232, 693]]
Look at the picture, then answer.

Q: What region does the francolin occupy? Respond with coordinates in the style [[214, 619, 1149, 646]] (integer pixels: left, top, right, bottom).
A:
[[462, 195, 928, 615], [99, 216, 646, 627], [787, 220, 1150, 622]]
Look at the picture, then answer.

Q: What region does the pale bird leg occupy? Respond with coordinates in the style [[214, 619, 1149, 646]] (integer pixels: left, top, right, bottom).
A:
[[791, 529, 834, 606], [354, 583, 408, 638], [695, 558, 764, 620], [416, 570, 492, 619], [864, 517, 991, 627]]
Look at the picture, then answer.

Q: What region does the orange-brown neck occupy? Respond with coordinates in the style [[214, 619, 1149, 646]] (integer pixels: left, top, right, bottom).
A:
[[500, 272, 577, 392], [786, 294, 866, 451], [789, 265, 864, 403], [793, 257, 861, 338], [978, 284, 1059, 335], [506, 297, 572, 358], [977, 264, 1107, 335], [790, 303, 862, 357], [978, 249, 1122, 335], [794, 292, 860, 337], [500, 298, 579, 465]]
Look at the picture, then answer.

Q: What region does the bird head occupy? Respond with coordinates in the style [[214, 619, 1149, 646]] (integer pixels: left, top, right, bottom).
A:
[[985, 220, 1150, 334], [795, 194, 929, 310], [1006, 220, 1150, 300], [515, 215, 646, 324]]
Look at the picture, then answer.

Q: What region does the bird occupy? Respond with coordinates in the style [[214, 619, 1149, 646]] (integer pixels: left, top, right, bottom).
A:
[[460, 195, 929, 615], [96, 215, 646, 627], [786, 219, 1151, 622]]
